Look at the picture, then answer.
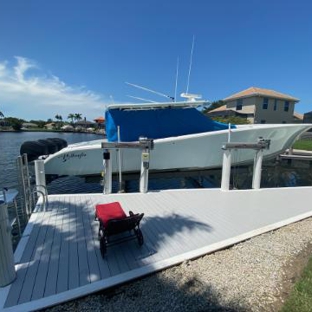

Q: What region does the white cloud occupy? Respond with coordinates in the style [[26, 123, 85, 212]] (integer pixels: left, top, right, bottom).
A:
[[0, 56, 108, 120]]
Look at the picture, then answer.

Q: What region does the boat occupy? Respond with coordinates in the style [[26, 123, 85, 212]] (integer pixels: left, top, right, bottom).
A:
[[41, 100, 311, 177]]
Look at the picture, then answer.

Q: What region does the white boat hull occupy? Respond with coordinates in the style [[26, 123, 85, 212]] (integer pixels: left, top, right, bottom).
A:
[[44, 124, 311, 176]]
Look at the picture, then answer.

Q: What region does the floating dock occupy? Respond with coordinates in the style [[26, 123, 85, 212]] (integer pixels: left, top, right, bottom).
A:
[[1, 186, 312, 311]]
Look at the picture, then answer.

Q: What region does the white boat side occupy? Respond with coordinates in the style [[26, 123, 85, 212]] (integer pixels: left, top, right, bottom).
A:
[[43, 123, 312, 176]]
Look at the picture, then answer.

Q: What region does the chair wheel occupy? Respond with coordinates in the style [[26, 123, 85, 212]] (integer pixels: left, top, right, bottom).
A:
[[136, 229, 144, 246]]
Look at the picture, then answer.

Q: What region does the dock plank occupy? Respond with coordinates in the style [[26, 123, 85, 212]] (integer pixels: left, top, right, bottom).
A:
[[81, 197, 101, 283], [67, 197, 80, 289], [44, 196, 67, 297], [76, 196, 91, 286], [56, 197, 71, 293], [31, 209, 60, 300], [4, 206, 52, 307]]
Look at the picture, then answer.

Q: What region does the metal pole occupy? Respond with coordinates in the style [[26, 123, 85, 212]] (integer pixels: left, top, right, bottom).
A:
[[34, 160, 46, 197], [23, 154, 33, 214], [221, 149, 232, 191], [17, 156, 29, 219], [252, 149, 264, 189], [0, 201, 16, 287], [139, 150, 149, 193], [103, 150, 112, 194], [117, 126, 123, 192]]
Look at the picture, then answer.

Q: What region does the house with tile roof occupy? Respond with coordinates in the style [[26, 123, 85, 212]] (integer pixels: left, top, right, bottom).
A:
[[209, 87, 300, 124]]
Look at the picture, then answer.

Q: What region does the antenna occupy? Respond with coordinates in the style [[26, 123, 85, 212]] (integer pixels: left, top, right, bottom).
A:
[[186, 35, 195, 94], [127, 95, 157, 103], [174, 57, 179, 103], [125, 82, 174, 101], [181, 36, 202, 102]]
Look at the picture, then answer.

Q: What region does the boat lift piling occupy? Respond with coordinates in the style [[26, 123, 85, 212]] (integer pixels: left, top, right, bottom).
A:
[[103, 150, 113, 194], [101, 137, 154, 194], [34, 160, 48, 210], [221, 137, 271, 191]]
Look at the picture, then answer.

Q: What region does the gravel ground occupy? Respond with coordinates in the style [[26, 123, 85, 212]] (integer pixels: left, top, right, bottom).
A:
[[43, 217, 312, 312]]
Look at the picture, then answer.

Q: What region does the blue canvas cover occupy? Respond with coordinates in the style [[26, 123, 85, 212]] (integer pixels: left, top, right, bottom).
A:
[[105, 107, 236, 142]]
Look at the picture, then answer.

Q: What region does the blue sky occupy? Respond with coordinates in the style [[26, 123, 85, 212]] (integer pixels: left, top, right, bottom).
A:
[[0, 0, 312, 121]]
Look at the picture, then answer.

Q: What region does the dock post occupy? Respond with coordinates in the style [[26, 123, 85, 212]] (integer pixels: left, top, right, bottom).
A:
[[221, 149, 232, 191], [34, 160, 46, 197], [139, 150, 149, 193], [103, 150, 112, 194], [252, 149, 264, 189], [0, 201, 16, 287]]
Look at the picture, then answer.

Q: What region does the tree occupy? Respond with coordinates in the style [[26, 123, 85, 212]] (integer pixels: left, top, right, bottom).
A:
[[203, 100, 225, 114], [0, 111, 4, 118], [54, 114, 63, 128], [30, 119, 46, 128], [67, 113, 75, 123], [5, 117, 24, 131], [74, 113, 82, 122], [55, 114, 62, 122], [211, 116, 250, 125]]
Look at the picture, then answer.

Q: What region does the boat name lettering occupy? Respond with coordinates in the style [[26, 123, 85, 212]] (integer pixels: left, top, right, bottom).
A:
[[60, 152, 87, 162]]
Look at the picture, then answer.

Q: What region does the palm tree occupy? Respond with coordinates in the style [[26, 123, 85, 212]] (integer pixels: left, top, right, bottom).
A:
[[55, 114, 63, 129], [0, 111, 4, 119], [74, 113, 82, 122], [67, 113, 75, 124], [55, 114, 60, 122]]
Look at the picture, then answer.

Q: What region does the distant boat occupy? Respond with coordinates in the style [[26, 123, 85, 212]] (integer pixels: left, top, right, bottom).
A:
[[41, 100, 312, 177]]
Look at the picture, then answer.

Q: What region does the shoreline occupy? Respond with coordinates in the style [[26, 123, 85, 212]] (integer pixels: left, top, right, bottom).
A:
[[0, 129, 105, 135]]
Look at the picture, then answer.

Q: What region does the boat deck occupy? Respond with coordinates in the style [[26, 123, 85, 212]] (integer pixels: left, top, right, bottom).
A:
[[2, 187, 312, 311]]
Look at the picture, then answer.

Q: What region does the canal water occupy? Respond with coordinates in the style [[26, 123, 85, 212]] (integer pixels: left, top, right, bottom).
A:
[[0, 131, 100, 190]]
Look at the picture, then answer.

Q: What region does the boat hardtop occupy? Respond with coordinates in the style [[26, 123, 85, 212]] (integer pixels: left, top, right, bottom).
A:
[[106, 100, 208, 111]]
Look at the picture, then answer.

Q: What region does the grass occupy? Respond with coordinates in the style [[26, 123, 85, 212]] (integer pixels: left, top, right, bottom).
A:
[[281, 255, 312, 312], [292, 140, 312, 151]]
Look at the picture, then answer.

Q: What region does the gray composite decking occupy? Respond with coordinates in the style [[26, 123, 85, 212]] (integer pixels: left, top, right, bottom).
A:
[[2, 187, 312, 311]]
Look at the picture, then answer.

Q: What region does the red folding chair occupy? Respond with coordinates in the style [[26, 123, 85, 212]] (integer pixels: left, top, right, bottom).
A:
[[95, 202, 144, 257]]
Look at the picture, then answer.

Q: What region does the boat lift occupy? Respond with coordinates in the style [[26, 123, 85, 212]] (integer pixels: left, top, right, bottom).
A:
[[101, 137, 154, 194], [221, 137, 271, 191]]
